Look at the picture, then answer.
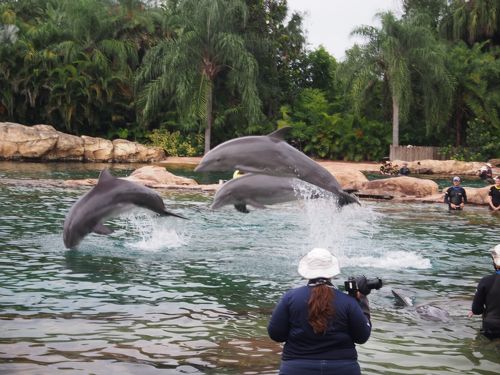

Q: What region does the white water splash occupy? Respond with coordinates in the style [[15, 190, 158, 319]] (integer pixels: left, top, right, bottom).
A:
[[341, 250, 431, 269], [293, 180, 379, 254], [121, 211, 187, 252], [290, 181, 432, 270]]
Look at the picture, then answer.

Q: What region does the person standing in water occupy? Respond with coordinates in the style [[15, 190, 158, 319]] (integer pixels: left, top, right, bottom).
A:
[[444, 176, 467, 210], [267, 248, 371, 375], [468, 244, 500, 339], [488, 176, 500, 212]]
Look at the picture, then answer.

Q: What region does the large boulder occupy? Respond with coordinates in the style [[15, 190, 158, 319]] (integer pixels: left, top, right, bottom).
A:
[[0, 122, 58, 159], [393, 159, 484, 176], [82, 135, 114, 162], [324, 168, 369, 190], [32, 125, 84, 161], [125, 165, 198, 186], [0, 122, 166, 162], [462, 186, 492, 205], [112, 139, 165, 163], [360, 176, 439, 197]]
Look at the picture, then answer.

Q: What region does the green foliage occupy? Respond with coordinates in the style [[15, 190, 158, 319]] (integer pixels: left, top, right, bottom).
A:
[[136, 0, 263, 154], [281, 88, 390, 161], [147, 129, 203, 157]]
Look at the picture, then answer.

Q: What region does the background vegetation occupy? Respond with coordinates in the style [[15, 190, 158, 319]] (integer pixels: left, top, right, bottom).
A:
[[1, 0, 499, 160]]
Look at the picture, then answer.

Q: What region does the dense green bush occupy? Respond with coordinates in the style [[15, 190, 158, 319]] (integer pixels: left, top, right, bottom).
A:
[[147, 129, 203, 157]]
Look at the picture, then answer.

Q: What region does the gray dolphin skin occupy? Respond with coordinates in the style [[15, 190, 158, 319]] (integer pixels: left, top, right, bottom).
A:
[[392, 289, 450, 322], [211, 174, 304, 213], [63, 169, 185, 249], [194, 127, 359, 207]]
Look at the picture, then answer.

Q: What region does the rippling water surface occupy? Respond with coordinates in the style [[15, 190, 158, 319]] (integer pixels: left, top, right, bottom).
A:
[[0, 162, 499, 374]]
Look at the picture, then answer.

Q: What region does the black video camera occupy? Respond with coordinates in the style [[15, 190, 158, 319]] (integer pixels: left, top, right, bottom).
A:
[[344, 276, 383, 297]]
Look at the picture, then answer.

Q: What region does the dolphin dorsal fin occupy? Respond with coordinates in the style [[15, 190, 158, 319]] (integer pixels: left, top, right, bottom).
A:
[[267, 127, 291, 141], [97, 169, 115, 184]]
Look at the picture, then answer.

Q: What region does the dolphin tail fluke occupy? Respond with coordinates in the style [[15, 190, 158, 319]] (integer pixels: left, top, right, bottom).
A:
[[337, 191, 361, 207]]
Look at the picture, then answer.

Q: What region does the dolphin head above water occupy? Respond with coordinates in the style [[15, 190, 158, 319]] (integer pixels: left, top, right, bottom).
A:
[[63, 169, 185, 249]]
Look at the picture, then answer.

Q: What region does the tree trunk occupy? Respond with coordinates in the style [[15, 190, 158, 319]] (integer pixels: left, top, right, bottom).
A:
[[204, 85, 213, 155], [392, 95, 399, 147]]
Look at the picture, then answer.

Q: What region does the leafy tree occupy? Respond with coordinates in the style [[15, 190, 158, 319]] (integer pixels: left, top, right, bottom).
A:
[[136, 0, 262, 154], [341, 11, 453, 147], [281, 88, 390, 161], [445, 41, 500, 146], [440, 0, 500, 46]]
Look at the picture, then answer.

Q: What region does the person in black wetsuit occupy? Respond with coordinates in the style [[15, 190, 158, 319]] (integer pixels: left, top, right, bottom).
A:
[[488, 176, 500, 212], [399, 162, 410, 176], [444, 176, 467, 210], [468, 244, 500, 339]]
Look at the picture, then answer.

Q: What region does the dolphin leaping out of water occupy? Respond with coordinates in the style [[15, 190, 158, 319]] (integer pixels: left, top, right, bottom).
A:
[[194, 127, 359, 207], [211, 174, 307, 213], [63, 169, 185, 249]]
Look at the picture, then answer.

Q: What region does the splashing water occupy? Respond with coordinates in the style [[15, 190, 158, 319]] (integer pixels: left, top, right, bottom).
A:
[[122, 211, 187, 251]]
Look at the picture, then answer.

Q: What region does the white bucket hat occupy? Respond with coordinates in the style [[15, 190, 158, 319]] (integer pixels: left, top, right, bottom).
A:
[[298, 248, 340, 279], [491, 244, 500, 267]]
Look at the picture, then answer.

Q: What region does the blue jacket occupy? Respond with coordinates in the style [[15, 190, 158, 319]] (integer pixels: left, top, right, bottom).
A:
[[267, 285, 371, 361]]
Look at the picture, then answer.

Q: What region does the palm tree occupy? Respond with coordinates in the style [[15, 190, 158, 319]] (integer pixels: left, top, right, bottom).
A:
[[340, 12, 453, 147], [445, 41, 500, 146], [135, 0, 262, 154], [440, 0, 500, 45]]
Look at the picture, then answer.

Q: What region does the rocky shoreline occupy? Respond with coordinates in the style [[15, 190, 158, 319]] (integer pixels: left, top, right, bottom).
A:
[[1, 122, 498, 207]]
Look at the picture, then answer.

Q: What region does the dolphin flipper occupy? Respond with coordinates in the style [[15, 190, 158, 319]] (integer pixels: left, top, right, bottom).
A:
[[392, 289, 414, 306], [160, 210, 187, 220], [337, 191, 361, 207], [234, 204, 250, 213], [93, 223, 114, 235]]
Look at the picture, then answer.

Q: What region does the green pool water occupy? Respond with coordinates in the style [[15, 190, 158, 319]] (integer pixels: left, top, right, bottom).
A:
[[0, 162, 499, 374]]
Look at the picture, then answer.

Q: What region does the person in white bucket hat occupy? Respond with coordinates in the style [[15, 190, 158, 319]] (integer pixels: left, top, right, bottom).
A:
[[468, 244, 500, 339], [268, 248, 371, 375]]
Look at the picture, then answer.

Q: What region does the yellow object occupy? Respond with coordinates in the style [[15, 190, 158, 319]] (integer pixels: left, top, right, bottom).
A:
[[233, 170, 242, 179]]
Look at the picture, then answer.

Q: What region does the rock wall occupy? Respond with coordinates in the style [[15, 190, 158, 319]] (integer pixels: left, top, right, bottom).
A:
[[0, 122, 165, 162]]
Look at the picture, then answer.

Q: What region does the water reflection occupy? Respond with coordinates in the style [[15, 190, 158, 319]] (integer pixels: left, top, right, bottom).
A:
[[1, 162, 499, 374]]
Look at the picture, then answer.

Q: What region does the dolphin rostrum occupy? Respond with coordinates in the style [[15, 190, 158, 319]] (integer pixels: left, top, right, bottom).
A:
[[63, 169, 185, 249], [392, 289, 450, 322], [211, 174, 307, 213], [194, 127, 359, 207]]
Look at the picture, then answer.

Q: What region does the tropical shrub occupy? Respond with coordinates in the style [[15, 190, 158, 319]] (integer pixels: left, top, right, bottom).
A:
[[147, 129, 203, 157]]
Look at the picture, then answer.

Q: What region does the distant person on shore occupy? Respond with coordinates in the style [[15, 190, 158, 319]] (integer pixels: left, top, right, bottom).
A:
[[467, 244, 500, 339], [488, 176, 500, 212], [478, 163, 493, 182], [444, 176, 467, 210], [399, 162, 410, 176]]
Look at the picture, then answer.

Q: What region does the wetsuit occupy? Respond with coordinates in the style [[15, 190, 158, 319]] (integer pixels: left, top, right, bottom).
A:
[[444, 186, 467, 210], [399, 167, 410, 176], [489, 185, 500, 209], [471, 271, 500, 339]]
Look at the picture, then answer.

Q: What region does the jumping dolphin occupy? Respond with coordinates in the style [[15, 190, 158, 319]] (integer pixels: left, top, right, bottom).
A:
[[211, 174, 307, 213], [392, 289, 450, 322], [194, 127, 359, 207], [63, 169, 185, 249]]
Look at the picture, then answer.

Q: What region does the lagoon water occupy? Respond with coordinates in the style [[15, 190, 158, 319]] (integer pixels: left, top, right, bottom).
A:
[[0, 162, 499, 374]]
